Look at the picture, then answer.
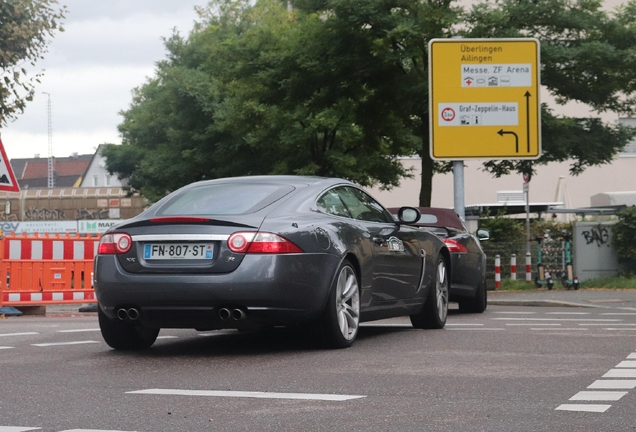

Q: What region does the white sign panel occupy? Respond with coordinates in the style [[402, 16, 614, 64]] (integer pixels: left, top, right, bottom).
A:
[[461, 64, 532, 87], [438, 103, 519, 126], [0, 221, 77, 234]]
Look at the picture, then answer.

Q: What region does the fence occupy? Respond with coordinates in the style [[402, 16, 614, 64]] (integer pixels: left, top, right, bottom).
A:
[[483, 239, 575, 287], [0, 232, 100, 307]]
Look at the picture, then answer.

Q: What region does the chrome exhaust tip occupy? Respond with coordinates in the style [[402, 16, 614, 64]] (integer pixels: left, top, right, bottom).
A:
[[127, 308, 140, 321], [116, 308, 129, 321], [231, 308, 246, 320], [218, 308, 231, 320]]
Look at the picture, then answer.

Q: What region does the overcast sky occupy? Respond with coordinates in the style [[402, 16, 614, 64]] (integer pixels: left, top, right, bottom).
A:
[[0, 0, 626, 161], [1, 0, 205, 160]]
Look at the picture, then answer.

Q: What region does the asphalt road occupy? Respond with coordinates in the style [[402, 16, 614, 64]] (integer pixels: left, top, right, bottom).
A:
[[1, 291, 635, 432]]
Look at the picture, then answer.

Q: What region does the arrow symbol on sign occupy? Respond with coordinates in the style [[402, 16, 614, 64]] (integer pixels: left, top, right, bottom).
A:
[[497, 129, 519, 153], [524, 91, 531, 153]]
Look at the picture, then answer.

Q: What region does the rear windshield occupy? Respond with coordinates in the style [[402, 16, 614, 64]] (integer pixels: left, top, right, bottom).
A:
[[157, 183, 295, 216]]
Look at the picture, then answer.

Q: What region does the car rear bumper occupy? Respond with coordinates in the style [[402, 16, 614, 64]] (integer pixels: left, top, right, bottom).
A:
[[94, 253, 340, 329]]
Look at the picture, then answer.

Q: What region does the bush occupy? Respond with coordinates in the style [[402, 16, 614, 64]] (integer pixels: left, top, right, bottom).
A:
[[479, 209, 525, 244], [612, 206, 636, 263]]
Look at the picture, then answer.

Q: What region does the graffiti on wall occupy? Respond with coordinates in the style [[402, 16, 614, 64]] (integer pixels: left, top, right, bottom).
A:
[[0, 211, 18, 221], [581, 224, 610, 248], [25, 207, 67, 220], [75, 208, 110, 220]]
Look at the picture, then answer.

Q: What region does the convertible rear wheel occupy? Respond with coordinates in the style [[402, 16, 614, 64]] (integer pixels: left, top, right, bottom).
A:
[[459, 278, 487, 313], [320, 260, 360, 348], [411, 256, 449, 329], [98, 305, 159, 350]]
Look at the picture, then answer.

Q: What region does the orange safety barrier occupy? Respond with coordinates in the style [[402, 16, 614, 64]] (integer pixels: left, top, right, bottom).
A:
[[0, 232, 101, 307]]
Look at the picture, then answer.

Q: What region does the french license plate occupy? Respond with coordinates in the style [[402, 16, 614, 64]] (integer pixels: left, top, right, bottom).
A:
[[143, 243, 213, 260]]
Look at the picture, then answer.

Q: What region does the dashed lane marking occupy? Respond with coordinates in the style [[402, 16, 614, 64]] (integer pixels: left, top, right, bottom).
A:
[[588, 380, 636, 389], [0, 428, 40, 431], [604, 369, 636, 378], [58, 329, 100, 333], [0, 332, 39, 338], [127, 388, 366, 401], [0, 346, 14, 350], [530, 328, 588, 331], [506, 323, 560, 326], [555, 404, 611, 413], [156, 336, 178, 340], [445, 323, 484, 326], [493, 318, 621, 322], [445, 328, 505, 331], [493, 311, 536, 314], [545, 312, 590, 315], [31, 341, 100, 347], [569, 391, 628, 401]]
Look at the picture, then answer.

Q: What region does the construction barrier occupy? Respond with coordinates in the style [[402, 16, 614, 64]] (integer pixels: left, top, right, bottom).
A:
[[0, 232, 100, 307], [494, 254, 501, 289], [510, 254, 517, 281], [525, 252, 532, 283]]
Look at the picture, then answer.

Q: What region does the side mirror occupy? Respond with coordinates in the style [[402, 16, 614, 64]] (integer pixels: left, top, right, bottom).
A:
[[397, 207, 421, 224], [476, 229, 490, 241]]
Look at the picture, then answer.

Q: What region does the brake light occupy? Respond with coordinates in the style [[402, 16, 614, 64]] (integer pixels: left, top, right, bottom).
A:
[[227, 232, 303, 254], [150, 216, 210, 223], [98, 233, 133, 255], [443, 239, 468, 253]]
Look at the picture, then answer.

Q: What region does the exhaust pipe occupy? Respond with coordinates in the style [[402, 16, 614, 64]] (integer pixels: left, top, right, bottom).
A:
[[127, 308, 140, 321], [116, 308, 128, 320], [218, 308, 231, 320], [232, 308, 246, 320]]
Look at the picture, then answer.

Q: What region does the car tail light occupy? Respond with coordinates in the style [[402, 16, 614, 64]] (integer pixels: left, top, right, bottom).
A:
[[98, 233, 133, 254], [150, 216, 210, 223], [227, 232, 303, 254], [443, 239, 468, 253]]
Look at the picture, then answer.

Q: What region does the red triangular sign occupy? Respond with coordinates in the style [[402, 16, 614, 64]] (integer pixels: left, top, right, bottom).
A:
[[0, 137, 20, 192]]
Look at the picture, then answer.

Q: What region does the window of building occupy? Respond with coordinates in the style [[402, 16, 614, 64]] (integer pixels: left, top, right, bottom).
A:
[[105, 175, 111, 186], [93, 175, 99, 187]]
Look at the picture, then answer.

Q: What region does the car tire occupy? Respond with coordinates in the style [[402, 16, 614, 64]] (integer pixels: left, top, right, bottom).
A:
[[319, 259, 360, 349], [411, 255, 449, 329], [458, 278, 487, 314], [98, 305, 159, 350]]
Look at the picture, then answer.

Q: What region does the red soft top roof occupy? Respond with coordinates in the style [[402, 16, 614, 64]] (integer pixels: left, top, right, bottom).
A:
[[387, 207, 465, 231]]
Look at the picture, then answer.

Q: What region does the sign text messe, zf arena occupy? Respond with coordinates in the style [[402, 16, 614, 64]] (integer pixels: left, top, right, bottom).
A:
[[429, 39, 541, 160]]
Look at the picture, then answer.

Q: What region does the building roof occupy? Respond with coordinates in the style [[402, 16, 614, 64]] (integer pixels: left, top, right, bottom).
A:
[[10, 154, 93, 189]]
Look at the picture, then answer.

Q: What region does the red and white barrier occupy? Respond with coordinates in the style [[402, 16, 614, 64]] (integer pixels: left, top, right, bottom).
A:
[[494, 254, 501, 289], [510, 254, 517, 281], [525, 252, 532, 283], [4, 237, 98, 260]]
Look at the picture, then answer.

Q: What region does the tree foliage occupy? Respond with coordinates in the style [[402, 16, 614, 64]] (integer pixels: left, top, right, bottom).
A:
[[612, 206, 636, 263], [0, 0, 66, 126], [108, 0, 636, 204]]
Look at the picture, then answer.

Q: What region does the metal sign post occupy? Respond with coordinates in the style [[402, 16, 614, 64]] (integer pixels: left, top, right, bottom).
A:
[[523, 172, 531, 254]]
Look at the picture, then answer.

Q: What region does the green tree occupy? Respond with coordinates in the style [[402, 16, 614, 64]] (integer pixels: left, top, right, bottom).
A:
[[612, 206, 636, 263], [108, 0, 636, 204], [0, 0, 66, 126]]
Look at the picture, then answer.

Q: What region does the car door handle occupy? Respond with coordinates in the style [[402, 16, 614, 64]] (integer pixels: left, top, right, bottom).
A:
[[373, 237, 386, 246]]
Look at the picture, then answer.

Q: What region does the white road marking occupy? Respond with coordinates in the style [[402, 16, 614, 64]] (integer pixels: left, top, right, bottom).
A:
[[58, 329, 100, 333], [531, 328, 588, 331], [569, 391, 627, 401], [555, 404, 611, 413], [445, 323, 484, 326], [580, 323, 636, 326], [0, 347, 14, 350], [493, 318, 620, 322], [616, 361, 636, 368], [61, 429, 136, 431], [0, 332, 39, 338], [601, 313, 636, 315], [493, 311, 536, 314], [127, 388, 366, 401], [0, 428, 41, 431], [505, 323, 561, 326], [156, 336, 178, 340], [604, 328, 636, 331], [588, 380, 636, 389], [360, 323, 412, 328], [31, 341, 100, 347], [545, 312, 590, 315], [628, 353, 636, 359], [445, 328, 505, 331], [603, 369, 636, 378]]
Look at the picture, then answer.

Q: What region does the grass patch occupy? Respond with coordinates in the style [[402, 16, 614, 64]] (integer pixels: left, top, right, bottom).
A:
[[493, 276, 636, 290]]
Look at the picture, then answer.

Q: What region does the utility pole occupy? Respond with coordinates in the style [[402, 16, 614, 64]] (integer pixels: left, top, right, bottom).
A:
[[43, 92, 55, 188]]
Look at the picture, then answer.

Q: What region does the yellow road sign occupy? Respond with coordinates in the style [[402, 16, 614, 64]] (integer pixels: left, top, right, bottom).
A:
[[429, 38, 541, 160]]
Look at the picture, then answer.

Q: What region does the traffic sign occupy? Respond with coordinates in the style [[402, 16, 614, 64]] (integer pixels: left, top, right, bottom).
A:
[[0, 138, 20, 192], [429, 38, 541, 160]]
